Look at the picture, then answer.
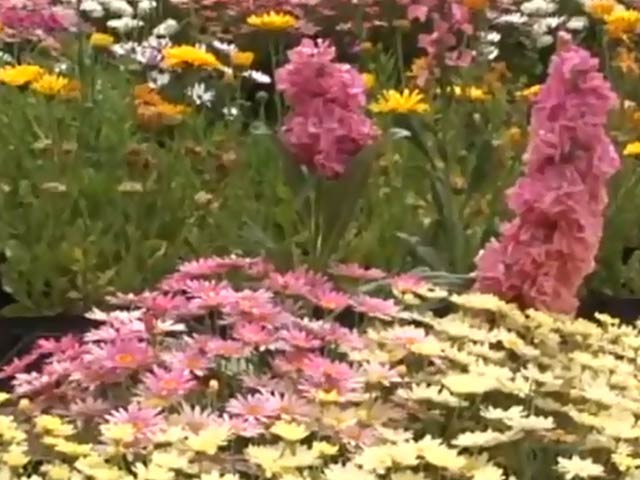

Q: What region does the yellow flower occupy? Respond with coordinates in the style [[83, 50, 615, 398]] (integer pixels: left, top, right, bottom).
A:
[[0, 392, 10, 405], [623, 141, 640, 156], [452, 85, 490, 101], [556, 455, 605, 479], [30, 74, 79, 98], [42, 462, 73, 480], [585, 0, 618, 19], [605, 8, 640, 39], [186, 426, 231, 455], [230, 50, 255, 68], [463, 0, 489, 11], [89, 32, 115, 48], [311, 441, 339, 456], [1, 445, 30, 467], [100, 422, 136, 444], [369, 88, 429, 114], [162, 45, 222, 69], [270, 420, 310, 442], [150, 449, 193, 471], [0, 64, 45, 86], [614, 47, 639, 75], [517, 84, 541, 101], [244, 444, 283, 478], [361, 72, 376, 90], [246, 11, 297, 30], [34, 415, 76, 437]]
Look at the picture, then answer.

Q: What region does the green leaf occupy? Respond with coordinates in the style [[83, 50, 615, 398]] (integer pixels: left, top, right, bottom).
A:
[[316, 144, 379, 267]]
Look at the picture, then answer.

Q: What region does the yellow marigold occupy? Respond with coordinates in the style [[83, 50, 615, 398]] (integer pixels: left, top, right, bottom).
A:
[[90, 32, 115, 48], [230, 50, 255, 68], [0, 64, 44, 86], [517, 84, 541, 101], [246, 11, 297, 30], [361, 72, 376, 90], [369, 88, 429, 114], [162, 45, 222, 69], [463, 0, 489, 10], [623, 141, 640, 156], [585, 0, 619, 19], [605, 8, 640, 39], [30, 73, 80, 98], [452, 85, 490, 101], [615, 47, 640, 75]]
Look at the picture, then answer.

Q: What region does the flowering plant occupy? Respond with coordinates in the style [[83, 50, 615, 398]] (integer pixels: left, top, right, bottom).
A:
[[2, 256, 640, 479]]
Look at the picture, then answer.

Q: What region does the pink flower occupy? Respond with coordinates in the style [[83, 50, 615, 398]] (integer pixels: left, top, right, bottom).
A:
[[307, 288, 351, 311], [276, 38, 378, 178], [102, 339, 153, 371], [232, 321, 276, 348], [329, 263, 387, 280], [141, 367, 196, 401], [226, 392, 281, 421], [351, 295, 400, 319], [474, 34, 620, 314], [105, 404, 164, 441], [277, 328, 323, 350]]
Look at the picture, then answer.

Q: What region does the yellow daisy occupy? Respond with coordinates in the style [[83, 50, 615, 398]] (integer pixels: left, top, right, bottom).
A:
[[246, 11, 297, 30], [0, 64, 45, 86], [369, 88, 429, 114], [162, 45, 222, 69]]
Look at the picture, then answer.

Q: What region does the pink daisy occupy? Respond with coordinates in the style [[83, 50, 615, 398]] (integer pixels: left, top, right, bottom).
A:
[[351, 294, 400, 319], [102, 339, 153, 371], [307, 288, 351, 311], [141, 366, 196, 401], [168, 403, 218, 433], [277, 328, 323, 350], [225, 392, 281, 421], [163, 349, 209, 376], [329, 263, 387, 280], [105, 403, 164, 440], [232, 321, 276, 348], [204, 339, 251, 358]]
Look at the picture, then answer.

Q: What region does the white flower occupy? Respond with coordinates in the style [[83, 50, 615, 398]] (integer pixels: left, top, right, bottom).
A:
[[107, 17, 144, 33], [452, 429, 522, 448], [556, 456, 605, 479], [53, 62, 70, 74], [105, 0, 134, 17], [187, 82, 215, 107], [148, 70, 171, 88], [241, 70, 272, 84], [137, 0, 156, 15], [80, 0, 104, 17], [153, 18, 179, 37], [211, 40, 237, 54], [535, 34, 554, 48], [493, 13, 529, 25], [223, 106, 239, 120], [503, 414, 555, 431], [566, 16, 588, 31], [0, 52, 14, 65], [520, 0, 557, 16]]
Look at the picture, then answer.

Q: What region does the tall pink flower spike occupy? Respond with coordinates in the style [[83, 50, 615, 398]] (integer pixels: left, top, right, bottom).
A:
[[474, 32, 621, 314]]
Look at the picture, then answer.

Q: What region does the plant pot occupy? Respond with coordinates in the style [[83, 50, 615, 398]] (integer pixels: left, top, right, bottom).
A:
[[577, 290, 640, 324]]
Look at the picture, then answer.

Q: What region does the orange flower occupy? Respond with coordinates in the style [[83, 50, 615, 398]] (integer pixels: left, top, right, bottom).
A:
[[230, 51, 255, 68], [463, 0, 489, 10]]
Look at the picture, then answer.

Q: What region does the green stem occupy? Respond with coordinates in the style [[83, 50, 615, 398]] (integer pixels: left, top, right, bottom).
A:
[[395, 29, 406, 87], [269, 39, 283, 123]]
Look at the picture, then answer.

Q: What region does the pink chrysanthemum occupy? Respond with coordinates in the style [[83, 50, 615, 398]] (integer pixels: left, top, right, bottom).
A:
[[276, 38, 378, 178], [105, 403, 164, 441], [102, 339, 153, 371], [351, 295, 400, 319], [329, 263, 387, 280], [141, 367, 196, 401], [474, 33, 620, 314], [226, 392, 281, 421]]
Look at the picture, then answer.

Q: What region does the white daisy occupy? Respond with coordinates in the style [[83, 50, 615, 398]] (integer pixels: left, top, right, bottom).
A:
[[79, 0, 105, 18], [211, 40, 238, 54], [186, 82, 215, 107], [153, 18, 179, 37], [107, 17, 144, 33], [241, 70, 272, 84]]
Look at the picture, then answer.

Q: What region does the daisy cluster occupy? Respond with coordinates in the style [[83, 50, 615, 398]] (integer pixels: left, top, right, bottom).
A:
[[1, 256, 640, 478], [486, 0, 588, 52]]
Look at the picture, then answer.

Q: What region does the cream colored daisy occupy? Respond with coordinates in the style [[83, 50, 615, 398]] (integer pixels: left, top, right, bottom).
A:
[[556, 455, 604, 479], [452, 429, 523, 448]]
